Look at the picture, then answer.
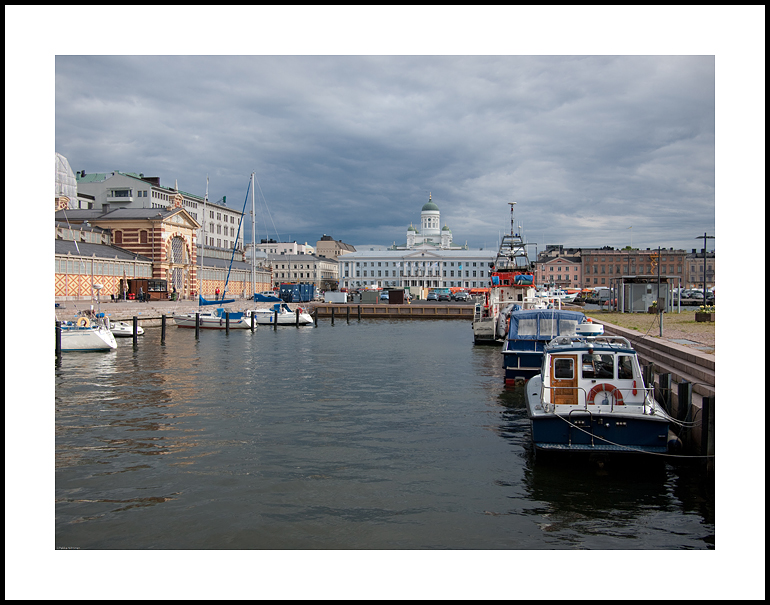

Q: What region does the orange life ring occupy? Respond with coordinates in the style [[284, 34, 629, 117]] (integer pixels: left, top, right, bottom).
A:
[[586, 383, 624, 405], [76, 316, 90, 328]]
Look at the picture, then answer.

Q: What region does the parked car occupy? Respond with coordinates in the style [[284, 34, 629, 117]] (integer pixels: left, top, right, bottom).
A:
[[380, 291, 389, 300], [452, 291, 470, 302], [427, 292, 439, 301], [438, 293, 452, 301]]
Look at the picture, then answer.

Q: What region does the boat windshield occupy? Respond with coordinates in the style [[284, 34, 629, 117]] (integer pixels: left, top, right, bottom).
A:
[[581, 353, 614, 379]]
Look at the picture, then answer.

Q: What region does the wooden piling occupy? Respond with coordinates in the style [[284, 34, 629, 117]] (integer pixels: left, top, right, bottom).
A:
[[161, 314, 166, 344], [133, 316, 138, 347], [195, 313, 200, 339], [56, 321, 62, 357], [701, 395, 714, 463], [677, 380, 693, 423], [659, 373, 672, 415]]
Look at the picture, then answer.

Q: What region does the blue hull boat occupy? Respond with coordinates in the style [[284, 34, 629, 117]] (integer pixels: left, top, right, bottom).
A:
[[524, 330, 672, 455], [501, 309, 587, 385]]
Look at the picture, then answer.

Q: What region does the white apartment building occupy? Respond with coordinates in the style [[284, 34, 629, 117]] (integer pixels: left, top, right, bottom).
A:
[[75, 170, 244, 257], [269, 253, 339, 291]]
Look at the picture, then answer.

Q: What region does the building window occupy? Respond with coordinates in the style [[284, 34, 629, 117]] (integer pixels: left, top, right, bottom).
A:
[[114, 231, 122, 244]]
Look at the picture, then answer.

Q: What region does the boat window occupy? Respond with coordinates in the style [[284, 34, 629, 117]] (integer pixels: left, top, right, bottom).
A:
[[558, 319, 579, 335], [554, 358, 573, 379], [582, 354, 615, 379], [517, 318, 537, 336], [540, 318, 558, 337], [618, 355, 634, 379]]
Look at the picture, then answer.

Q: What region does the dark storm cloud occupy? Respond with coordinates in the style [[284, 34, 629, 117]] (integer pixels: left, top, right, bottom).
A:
[[54, 54, 716, 250]]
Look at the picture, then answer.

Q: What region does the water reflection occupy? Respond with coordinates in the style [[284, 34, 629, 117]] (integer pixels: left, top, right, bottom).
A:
[[56, 320, 715, 549]]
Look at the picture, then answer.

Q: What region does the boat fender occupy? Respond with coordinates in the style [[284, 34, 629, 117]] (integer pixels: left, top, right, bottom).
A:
[[76, 316, 90, 328], [586, 383, 624, 406]]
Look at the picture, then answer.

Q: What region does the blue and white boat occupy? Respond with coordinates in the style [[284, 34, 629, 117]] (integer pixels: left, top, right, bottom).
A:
[[246, 303, 313, 325], [524, 325, 672, 454], [173, 305, 252, 329], [60, 314, 117, 351], [501, 309, 588, 385]]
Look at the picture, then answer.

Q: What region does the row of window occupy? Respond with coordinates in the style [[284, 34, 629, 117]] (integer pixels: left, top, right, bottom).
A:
[[349, 261, 482, 268], [55, 257, 152, 278], [208, 210, 236, 224], [349, 280, 484, 288], [353, 270, 485, 278], [207, 223, 236, 237]]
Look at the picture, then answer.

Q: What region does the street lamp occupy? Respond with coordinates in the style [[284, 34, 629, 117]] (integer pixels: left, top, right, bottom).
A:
[[695, 233, 714, 305]]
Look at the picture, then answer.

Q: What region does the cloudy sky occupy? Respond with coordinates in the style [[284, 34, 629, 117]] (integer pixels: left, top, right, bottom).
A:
[[12, 5, 753, 259], [54, 53, 719, 253]]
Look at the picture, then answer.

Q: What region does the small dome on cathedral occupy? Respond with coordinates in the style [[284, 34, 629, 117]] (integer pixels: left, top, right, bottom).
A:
[[442, 224, 452, 232]]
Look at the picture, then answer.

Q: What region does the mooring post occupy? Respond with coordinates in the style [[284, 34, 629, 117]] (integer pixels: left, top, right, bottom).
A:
[[56, 321, 62, 357], [677, 380, 693, 424], [133, 316, 138, 347], [331, 306, 334, 325], [251, 311, 255, 332], [701, 395, 714, 461], [274, 309, 278, 329], [659, 373, 672, 415], [195, 312, 200, 339], [296, 308, 300, 327], [346, 305, 350, 322], [161, 314, 166, 344], [226, 311, 230, 334], [358, 305, 361, 321]]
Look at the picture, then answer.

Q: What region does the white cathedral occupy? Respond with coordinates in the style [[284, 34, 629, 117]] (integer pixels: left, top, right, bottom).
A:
[[396, 194, 467, 250]]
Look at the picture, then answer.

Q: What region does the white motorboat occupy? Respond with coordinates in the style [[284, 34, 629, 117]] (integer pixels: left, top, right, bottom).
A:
[[247, 303, 313, 325], [173, 306, 253, 329], [110, 320, 145, 337]]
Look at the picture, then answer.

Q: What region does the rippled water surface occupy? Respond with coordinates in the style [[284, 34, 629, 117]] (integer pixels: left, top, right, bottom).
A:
[[55, 319, 714, 549]]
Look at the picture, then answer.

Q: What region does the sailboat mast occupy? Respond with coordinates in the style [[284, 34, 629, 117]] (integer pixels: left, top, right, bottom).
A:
[[251, 171, 256, 298], [200, 176, 208, 297]]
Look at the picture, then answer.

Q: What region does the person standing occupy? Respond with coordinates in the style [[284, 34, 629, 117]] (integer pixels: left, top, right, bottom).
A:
[[215, 287, 220, 301]]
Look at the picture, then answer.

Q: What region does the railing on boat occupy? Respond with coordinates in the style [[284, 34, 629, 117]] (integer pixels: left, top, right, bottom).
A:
[[540, 384, 656, 413]]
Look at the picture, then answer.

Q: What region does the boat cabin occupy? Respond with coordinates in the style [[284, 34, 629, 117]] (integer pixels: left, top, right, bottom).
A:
[[539, 335, 648, 409]]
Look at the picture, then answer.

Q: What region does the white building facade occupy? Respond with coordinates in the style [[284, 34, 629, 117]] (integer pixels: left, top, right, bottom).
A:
[[339, 248, 496, 291]]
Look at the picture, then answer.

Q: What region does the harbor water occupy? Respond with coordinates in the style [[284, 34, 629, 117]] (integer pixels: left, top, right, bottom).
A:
[[54, 319, 714, 550]]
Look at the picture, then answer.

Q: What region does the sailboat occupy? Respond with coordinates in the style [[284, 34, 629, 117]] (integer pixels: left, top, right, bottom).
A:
[[173, 175, 253, 330], [60, 284, 118, 351]]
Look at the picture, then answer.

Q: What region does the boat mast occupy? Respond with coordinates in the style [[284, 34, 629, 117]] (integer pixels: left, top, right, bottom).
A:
[[251, 171, 256, 298], [200, 175, 208, 297]]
